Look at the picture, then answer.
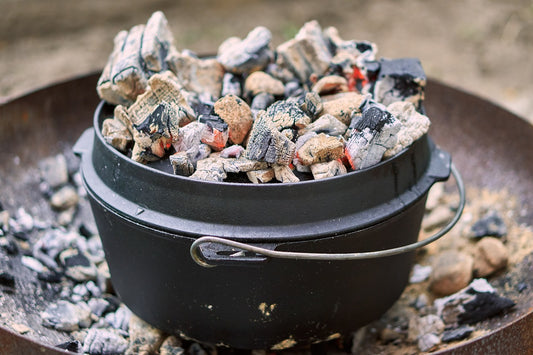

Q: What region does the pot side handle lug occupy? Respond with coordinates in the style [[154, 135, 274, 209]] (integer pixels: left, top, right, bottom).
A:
[[427, 147, 451, 182], [73, 127, 95, 157], [190, 163, 466, 268]]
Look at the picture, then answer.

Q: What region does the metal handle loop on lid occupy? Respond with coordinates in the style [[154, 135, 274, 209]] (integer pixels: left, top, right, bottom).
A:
[[190, 163, 465, 267]]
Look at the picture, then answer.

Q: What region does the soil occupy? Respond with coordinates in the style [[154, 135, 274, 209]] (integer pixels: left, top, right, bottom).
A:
[[1, 0, 532, 124]]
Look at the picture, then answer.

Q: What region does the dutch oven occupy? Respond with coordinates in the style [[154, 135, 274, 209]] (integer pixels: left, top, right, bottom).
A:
[[73, 101, 464, 349]]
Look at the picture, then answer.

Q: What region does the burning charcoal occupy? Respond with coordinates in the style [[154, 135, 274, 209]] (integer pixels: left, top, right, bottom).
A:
[[244, 71, 285, 97], [141, 11, 174, 73], [409, 264, 432, 284], [246, 115, 296, 166], [214, 94, 254, 145], [39, 154, 69, 189], [383, 101, 430, 158], [299, 92, 322, 120], [273, 165, 300, 183], [105, 304, 131, 332], [0, 271, 15, 288], [83, 328, 128, 355], [126, 314, 164, 355], [221, 72, 242, 97], [124, 71, 195, 162], [220, 145, 245, 159], [200, 117, 229, 152], [284, 80, 304, 98], [324, 26, 377, 65], [373, 58, 426, 110], [473, 237, 509, 277], [56, 340, 82, 353], [276, 21, 332, 85], [247, 169, 275, 184], [101, 118, 132, 153], [312, 75, 348, 95], [172, 121, 205, 153], [21, 255, 48, 273], [299, 114, 347, 137], [50, 185, 79, 211], [170, 152, 195, 176], [345, 102, 401, 170], [60, 248, 98, 282], [217, 26, 273, 74], [160, 337, 184, 355], [321, 92, 366, 125], [190, 158, 227, 182], [42, 300, 92, 331], [167, 50, 224, 100], [222, 157, 269, 174], [441, 326, 474, 343], [310, 159, 347, 180], [251, 93, 275, 115], [430, 251, 473, 296], [297, 133, 344, 166], [468, 211, 507, 239]]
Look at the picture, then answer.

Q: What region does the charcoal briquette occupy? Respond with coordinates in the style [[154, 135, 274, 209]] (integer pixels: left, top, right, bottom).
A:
[[441, 326, 474, 343], [56, 340, 82, 353], [82, 328, 128, 355], [0, 271, 15, 288], [469, 211, 507, 239], [458, 292, 515, 325], [37, 270, 63, 283]]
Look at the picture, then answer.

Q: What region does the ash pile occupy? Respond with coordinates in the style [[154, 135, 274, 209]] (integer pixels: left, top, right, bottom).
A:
[[98, 11, 430, 183]]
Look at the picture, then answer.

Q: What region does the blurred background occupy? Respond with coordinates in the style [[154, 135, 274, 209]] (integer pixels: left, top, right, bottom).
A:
[[1, 0, 532, 123]]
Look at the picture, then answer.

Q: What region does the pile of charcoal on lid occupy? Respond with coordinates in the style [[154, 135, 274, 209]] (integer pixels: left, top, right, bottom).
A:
[[98, 11, 430, 183]]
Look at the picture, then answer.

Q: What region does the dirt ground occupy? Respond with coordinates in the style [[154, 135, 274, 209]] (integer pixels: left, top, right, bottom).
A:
[[1, 0, 532, 124]]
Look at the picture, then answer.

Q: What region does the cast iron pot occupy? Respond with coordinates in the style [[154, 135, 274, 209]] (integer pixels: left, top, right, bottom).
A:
[[73, 101, 464, 350]]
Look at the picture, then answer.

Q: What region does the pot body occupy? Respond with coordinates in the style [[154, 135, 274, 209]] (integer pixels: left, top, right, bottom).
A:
[[87, 189, 426, 349]]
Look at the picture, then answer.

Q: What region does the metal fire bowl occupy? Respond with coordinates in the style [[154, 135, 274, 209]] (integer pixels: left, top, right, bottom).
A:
[[0, 74, 532, 354]]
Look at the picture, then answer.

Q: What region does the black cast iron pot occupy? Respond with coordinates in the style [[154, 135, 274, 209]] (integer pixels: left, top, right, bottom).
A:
[[73, 101, 464, 350]]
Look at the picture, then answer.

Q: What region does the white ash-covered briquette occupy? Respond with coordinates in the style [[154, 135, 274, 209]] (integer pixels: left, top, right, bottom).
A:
[[172, 121, 205, 153], [217, 26, 273, 75], [246, 168, 275, 184], [324, 26, 377, 68], [169, 151, 195, 176], [166, 49, 224, 100], [263, 99, 311, 130], [141, 11, 175, 73], [251, 93, 275, 116], [221, 157, 269, 174], [190, 157, 227, 182], [221, 72, 242, 97], [97, 30, 130, 106], [273, 165, 300, 183], [244, 71, 285, 98], [276, 21, 332, 85], [101, 117, 132, 152], [310, 159, 347, 180], [383, 100, 430, 158], [300, 91, 323, 119], [373, 58, 427, 110], [214, 94, 254, 145], [41, 300, 92, 332], [298, 113, 347, 137], [321, 92, 366, 125], [82, 328, 129, 355], [296, 133, 345, 166]]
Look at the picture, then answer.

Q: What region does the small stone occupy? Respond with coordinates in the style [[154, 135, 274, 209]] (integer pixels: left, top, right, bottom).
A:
[[430, 251, 473, 296], [21, 255, 47, 273], [15, 207, 34, 232], [312, 75, 348, 95], [441, 326, 474, 343], [310, 159, 347, 180], [42, 300, 92, 331], [247, 169, 275, 184], [244, 71, 285, 97], [379, 327, 403, 343], [56, 340, 82, 353], [423, 205, 454, 231], [125, 314, 165, 355], [297, 133, 344, 166], [0, 271, 15, 288], [299, 114, 347, 137], [57, 206, 77, 226], [214, 94, 254, 145], [50, 186, 79, 211], [473, 237, 509, 277], [417, 333, 440, 352], [83, 328, 128, 355], [300, 92, 323, 119], [251, 93, 275, 114], [408, 314, 445, 342], [217, 26, 273, 74], [321, 92, 366, 125], [468, 211, 507, 239], [160, 335, 184, 355], [39, 154, 69, 189], [409, 264, 432, 284], [273, 165, 300, 183], [11, 323, 31, 334], [170, 152, 195, 176], [412, 294, 429, 310]]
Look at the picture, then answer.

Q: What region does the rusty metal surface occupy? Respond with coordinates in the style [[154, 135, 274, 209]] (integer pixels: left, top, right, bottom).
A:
[[0, 75, 532, 354]]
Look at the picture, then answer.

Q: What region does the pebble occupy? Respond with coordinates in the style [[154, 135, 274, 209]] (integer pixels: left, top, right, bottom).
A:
[[321, 92, 365, 125], [82, 328, 128, 355], [11, 323, 31, 334], [468, 211, 507, 238], [422, 205, 454, 231], [409, 264, 432, 284], [417, 333, 441, 352], [441, 325, 474, 343], [159, 335, 184, 355], [407, 314, 445, 342], [41, 300, 92, 331], [430, 251, 473, 296], [214, 94, 253, 145], [473, 237, 509, 277], [21, 255, 48, 273], [244, 71, 285, 97], [125, 314, 165, 355], [39, 154, 69, 189], [50, 186, 79, 211]]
